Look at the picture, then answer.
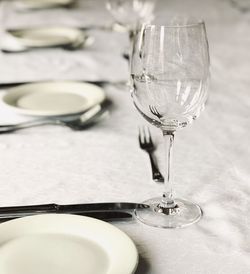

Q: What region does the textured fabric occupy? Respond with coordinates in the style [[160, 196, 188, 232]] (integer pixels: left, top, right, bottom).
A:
[[0, 0, 250, 273]]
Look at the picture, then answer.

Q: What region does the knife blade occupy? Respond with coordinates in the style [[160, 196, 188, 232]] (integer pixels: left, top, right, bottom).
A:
[[0, 202, 149, 219], [0, 211, 133, 223]]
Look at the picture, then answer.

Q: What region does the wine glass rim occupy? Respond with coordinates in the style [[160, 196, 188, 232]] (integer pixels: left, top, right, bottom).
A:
[[144, 20, 205, 29]]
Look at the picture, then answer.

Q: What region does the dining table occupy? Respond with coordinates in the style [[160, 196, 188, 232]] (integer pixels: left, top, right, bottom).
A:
[[0, 0, 250, 273]]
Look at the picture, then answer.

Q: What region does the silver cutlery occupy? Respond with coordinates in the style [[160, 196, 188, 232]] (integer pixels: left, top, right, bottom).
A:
[[0, 101, 110, 133], [0, 80, 108, 89], [0, 202, 149, 220], [63, 35, 95, 51], [0, 211, 132, 223], [139, 126, 164, 182]]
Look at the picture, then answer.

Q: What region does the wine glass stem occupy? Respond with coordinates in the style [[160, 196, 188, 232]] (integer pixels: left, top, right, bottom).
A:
[[161, 130, 175, 208], [129, 29, 135, 44], [123, 29, 135, 61]]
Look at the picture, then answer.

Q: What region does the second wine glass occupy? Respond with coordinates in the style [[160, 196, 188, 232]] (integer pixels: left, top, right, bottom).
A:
[[106, 0, 157, 59]]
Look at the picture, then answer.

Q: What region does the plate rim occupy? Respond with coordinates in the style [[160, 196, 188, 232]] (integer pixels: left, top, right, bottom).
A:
[[0, 214, 138, 274], [2, 81, 106, 117]]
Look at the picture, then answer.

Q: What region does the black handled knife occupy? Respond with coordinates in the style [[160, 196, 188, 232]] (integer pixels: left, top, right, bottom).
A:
[[0, 202, 149, 221]]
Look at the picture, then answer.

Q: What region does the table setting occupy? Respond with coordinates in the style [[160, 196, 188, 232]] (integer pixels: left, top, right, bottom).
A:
[[0, 0, 249, 273]]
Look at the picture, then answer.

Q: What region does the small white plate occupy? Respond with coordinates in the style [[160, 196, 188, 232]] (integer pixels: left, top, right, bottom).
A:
[[8, 27, 87, 48], [0, 214, 138, 274], [2, 81, 106, 117]]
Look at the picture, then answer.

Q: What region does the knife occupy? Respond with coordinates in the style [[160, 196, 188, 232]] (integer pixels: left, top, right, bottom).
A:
[[0, 202, 149, 219], [0, 211, 133, 223], [0, 81, 109, 89]]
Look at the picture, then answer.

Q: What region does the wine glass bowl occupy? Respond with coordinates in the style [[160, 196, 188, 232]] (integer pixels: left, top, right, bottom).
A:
[[132, 76, 209, 131], [131, 22, 209, 132], [130, 18, 210, 228]]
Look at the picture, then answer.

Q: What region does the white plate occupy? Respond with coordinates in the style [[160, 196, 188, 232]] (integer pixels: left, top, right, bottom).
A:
[[2, 81, 106, 117], [8, 27, 87, 48], [0, 214, 138, 274]]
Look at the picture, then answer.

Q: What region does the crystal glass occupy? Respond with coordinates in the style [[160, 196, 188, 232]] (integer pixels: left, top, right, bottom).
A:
[[130, 18, 210, 228], [106, 0, 156, 30], [106, 0, 157, 59]]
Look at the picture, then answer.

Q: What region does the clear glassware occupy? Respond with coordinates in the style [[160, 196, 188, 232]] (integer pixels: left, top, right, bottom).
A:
[[106, 0, 157, 59], [106, 0, 156, 30], [130, 18, 210, 228]]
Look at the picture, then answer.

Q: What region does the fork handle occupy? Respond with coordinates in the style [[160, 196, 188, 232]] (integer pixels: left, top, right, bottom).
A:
[[148, 153, 164, 183], [0, 119, 62, 133]]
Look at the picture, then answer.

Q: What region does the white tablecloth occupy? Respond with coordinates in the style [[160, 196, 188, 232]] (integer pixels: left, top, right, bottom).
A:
[[0, 0, 250, 273]]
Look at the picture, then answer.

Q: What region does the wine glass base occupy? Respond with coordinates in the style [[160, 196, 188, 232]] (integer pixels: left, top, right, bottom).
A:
[[135, 197, 202, 229]]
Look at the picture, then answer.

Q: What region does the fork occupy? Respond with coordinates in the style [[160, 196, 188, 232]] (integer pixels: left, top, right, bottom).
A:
[[139, 127, 164, 183], [0, 101, 109, 134]]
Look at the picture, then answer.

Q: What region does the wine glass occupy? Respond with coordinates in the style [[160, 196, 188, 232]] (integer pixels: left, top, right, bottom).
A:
[[106, 0, 156, 30], [130, 18, 210, 228], [106, 0, 157, 59]]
